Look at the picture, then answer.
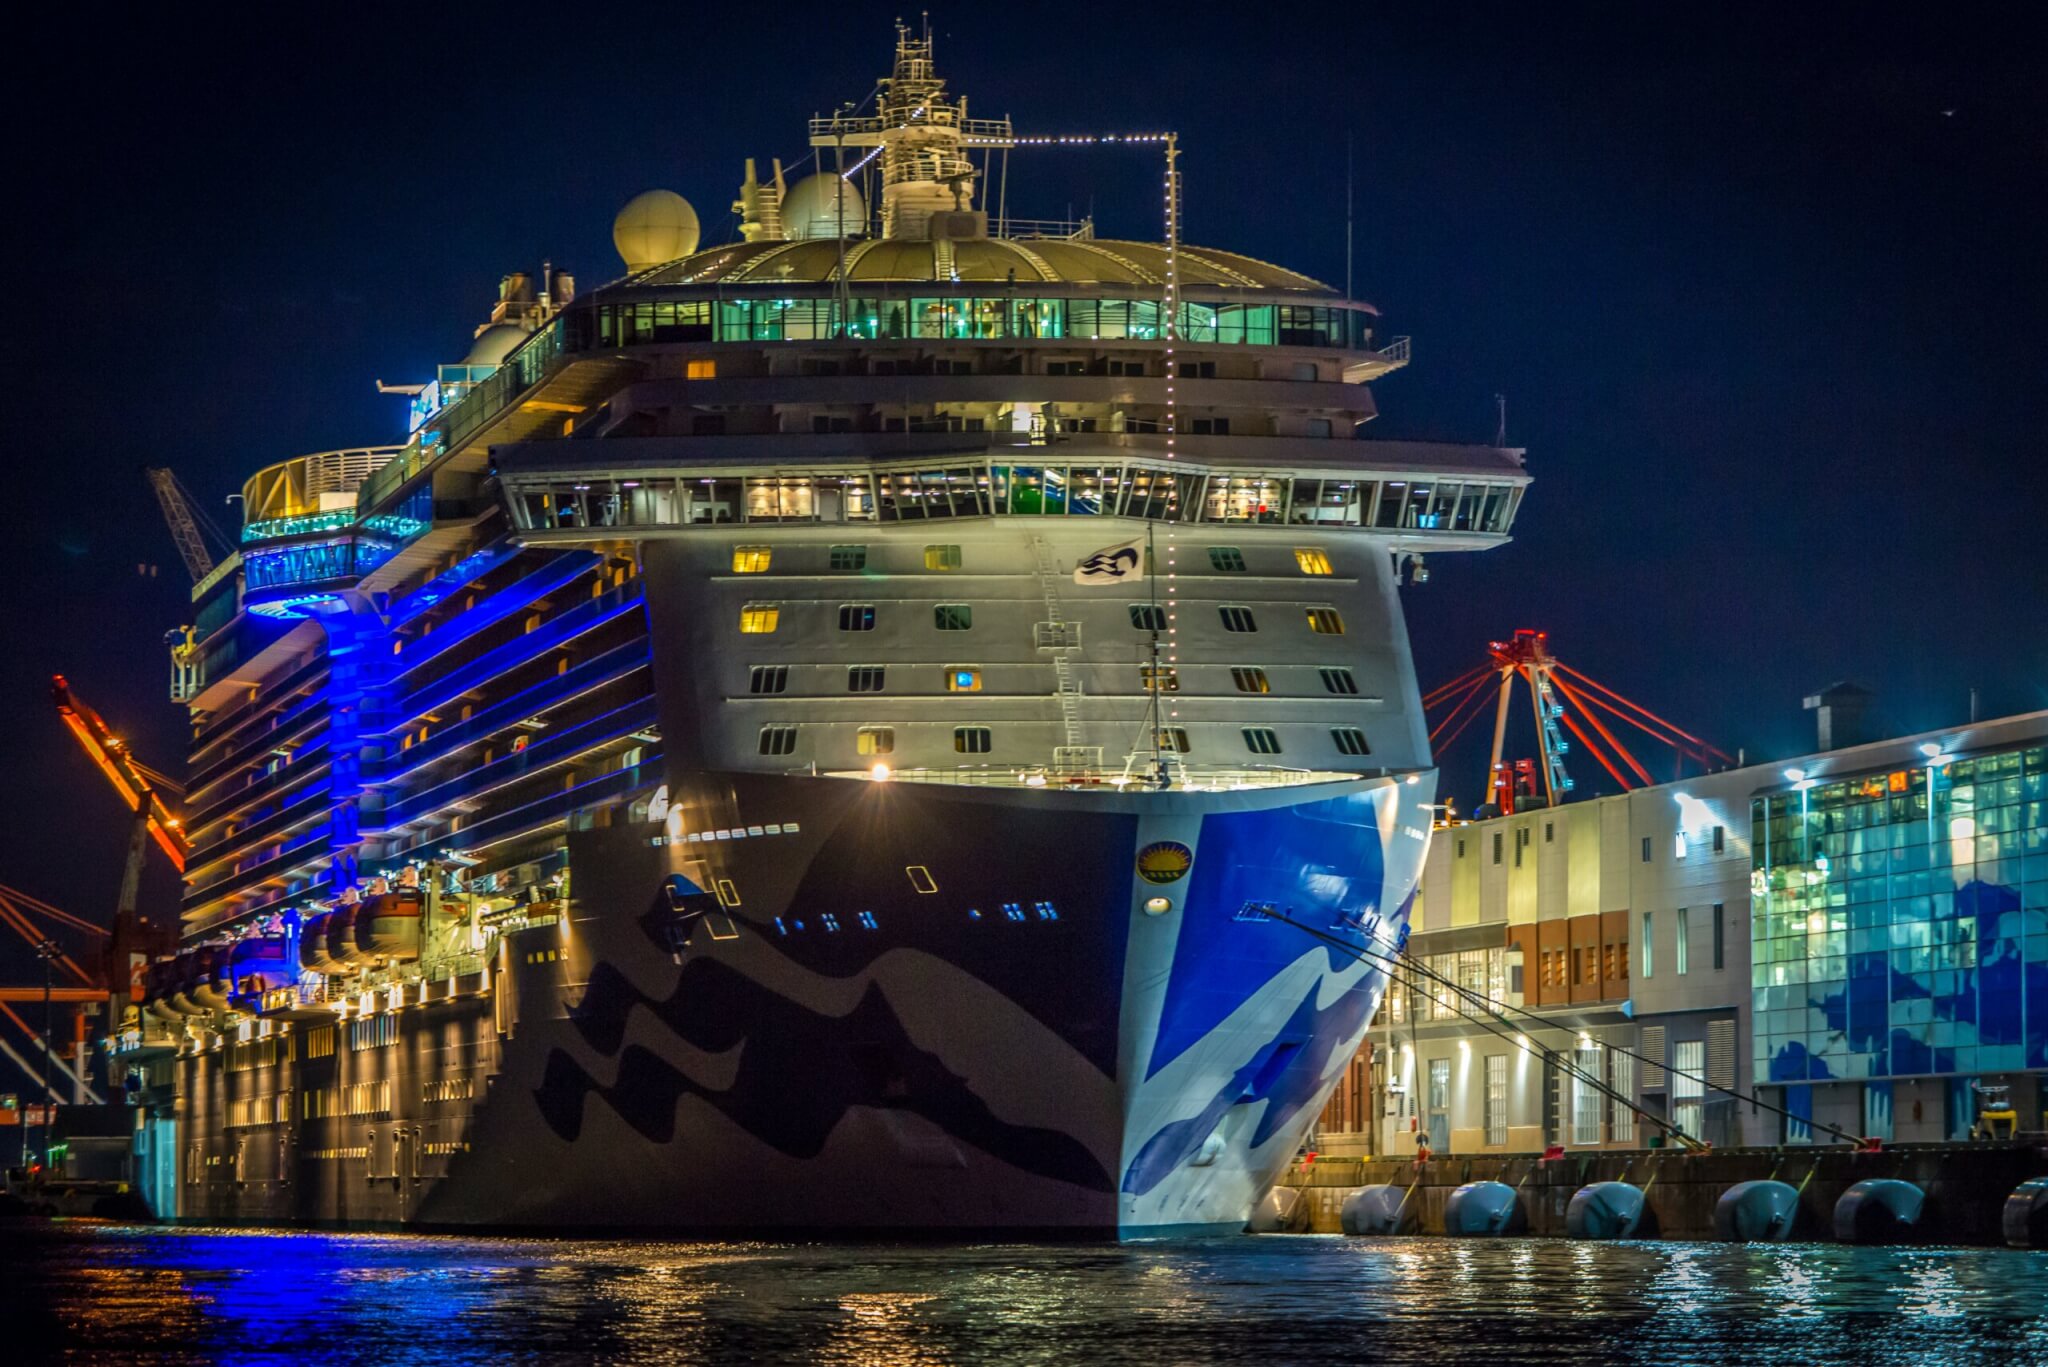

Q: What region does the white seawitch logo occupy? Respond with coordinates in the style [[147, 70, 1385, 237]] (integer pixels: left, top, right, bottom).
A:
[[1073, 539, 1144, 585]]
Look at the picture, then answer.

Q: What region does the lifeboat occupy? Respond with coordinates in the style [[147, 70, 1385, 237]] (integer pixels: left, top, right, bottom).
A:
[[353, 890, 424, 964], [227, 934, 294, 1007], [166, 946, 215, 1016], [189, 944, 233, 1012], [143, 958, 185, 1022], [299, 911, 340, 974], [325, 904, 366, 971]]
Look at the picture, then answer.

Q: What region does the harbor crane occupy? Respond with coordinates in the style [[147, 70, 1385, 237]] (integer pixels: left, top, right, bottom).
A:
[[1425, 630, 1733, 814]]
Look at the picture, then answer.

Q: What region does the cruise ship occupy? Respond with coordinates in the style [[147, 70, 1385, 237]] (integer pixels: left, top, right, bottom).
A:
[[115, 29, 1530, 1235]]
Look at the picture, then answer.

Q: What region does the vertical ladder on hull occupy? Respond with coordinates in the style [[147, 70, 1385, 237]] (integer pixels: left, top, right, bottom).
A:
[[1029, 535, 1095, 772]]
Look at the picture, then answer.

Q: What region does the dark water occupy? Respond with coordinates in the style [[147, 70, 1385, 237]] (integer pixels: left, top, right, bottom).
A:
[[3, 1224, 2044, 1365]]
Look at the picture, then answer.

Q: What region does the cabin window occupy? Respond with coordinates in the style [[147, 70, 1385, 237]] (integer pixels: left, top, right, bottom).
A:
[[946, 667, 982, 693], [1295, 548, 1334, 575], [1319, 667, 1359, 694], [748, 666, 787, 694], [924, 544, 963, 571], [758, 726, 798, 756], [847, 666, 887, 693], [829, 544, 867, 571], [1140, 665, 1180, 692], [739, 604, 779, 633], [731, 545, 772, 573], [1208, 547, 1246, 572], [954, 726, 993, 754], [856, 727, 894, 755], [1242, 728, 1283, 755], [1218, 606, 1258, 633], [1331, 727, 1371, 756], [839, 604, 876, 631], [934, 604, 973, 630], [1158, 728, 1191, 753], [1305, 607, 1345, 634], [1230, 667, 1271, 694], [1129, 604, 1167, 631], [685, 359, 716, 379]]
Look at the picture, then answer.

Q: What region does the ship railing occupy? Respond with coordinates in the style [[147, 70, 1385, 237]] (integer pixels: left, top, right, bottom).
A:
[[819, 764, 1371, 792], [1376, 336, 1411, 364], [996, 217, 1095, 241]]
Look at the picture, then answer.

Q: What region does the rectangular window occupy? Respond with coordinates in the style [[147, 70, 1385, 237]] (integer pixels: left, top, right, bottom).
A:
[[1294, 547, 1334, 575], [945, 666, 983, 693], [1331, 727, 1371, 756], [1140, 665, 1180, 692], [731, 545, 772, 573], [1609, 1050, 1636, 1144], [1158, 727, 1191, 753], [1218, 605, 1258, 633], [1641, 911, 1654, 979], [1493, 832, 1503, 865], [1641, 835, 1652, 862], [923, 544, 963, 571], [1484, 1053, 1508, 1146], [829, 544, 867, 571], [1208, 547, 1246, 572], [685, 358, 716, 379], [838, 604, 876, 631], [1305, 607, 1345, 634], [748, 665, 788, 695], [758, 725, 798, 756], [933, 604, 973, 630], [1242, 727, 1283, 755], [1318, 666, 1359, 695], [953, 726, 992, 754], [1129, 604, 1167, 631], [1672, 1040, 1706, 1139], [1712, 903, 1725, 971], [1712, 824, 1725, 853], [1230, 666, 1271, 694], [847, 666, 886, 693], [1190, 417, 1230, 435], [1675, 907, 1690, 975], [739, 603, 779, 634], [1545, 821, 1554, 843], [856, 727, 894, 755], [1573, 1042, 1605, 1145]]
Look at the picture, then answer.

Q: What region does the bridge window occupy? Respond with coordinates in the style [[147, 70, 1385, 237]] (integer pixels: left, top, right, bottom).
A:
[[1218, 606, 1258, 633], [847, 666, 887, 693], [1231, 667, 1272, 694], [731, 545, 771, 573], [739, 603, 780, 634], [954, 727, 993, 754], [1129, 604, 1167, 631], [1319, 667, 1359, 695], [829, 544, 867, 571], [748, 666, 787, 695], [856, 727, 894, 755], [1242, 728, 1283, 755], [839, 604, 876, 631], [934, 604, 973, 630], [1306, 607, 1345, 635], [758, 726, 798, 756], [1294, 548, 1334, 575], [1208, 547, 1246, 572], [1331, 727, 1371, 757]]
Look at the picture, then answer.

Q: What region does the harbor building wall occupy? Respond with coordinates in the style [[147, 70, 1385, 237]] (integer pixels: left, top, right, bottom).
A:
[[1313, 710, 2048, 1158]]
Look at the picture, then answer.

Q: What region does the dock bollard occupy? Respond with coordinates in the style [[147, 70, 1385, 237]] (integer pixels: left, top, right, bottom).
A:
[[1833, 1178, 1925, 1245], [1443, 1180, 1525, 1237], [1713, 1180, 1801, 1242], [2002, 1178, 2048, 1249], [1565, 1181, 1647, 1240], [1339, 1184, 1418, 1236]]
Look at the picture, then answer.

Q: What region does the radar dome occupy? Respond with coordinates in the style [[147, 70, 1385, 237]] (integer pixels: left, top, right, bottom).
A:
[[783, 173, 866, 242], [613, 190, 701, 271], [464, 324, 528, 367]]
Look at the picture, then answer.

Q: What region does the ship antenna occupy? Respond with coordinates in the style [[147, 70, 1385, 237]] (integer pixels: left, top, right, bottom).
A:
[[1494, 393, 1507, 447], [1345, 130, 1354, 303]]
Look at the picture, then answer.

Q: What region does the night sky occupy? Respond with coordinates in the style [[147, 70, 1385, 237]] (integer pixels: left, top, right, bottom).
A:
[[6, 3, 2044, 984]]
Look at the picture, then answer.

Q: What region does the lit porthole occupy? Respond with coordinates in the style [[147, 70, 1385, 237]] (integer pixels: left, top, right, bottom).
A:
[[1144, 897, 1173, 916]]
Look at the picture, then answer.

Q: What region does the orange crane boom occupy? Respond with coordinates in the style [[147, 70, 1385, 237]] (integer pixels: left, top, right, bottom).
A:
[[50, 675, 189, 873]]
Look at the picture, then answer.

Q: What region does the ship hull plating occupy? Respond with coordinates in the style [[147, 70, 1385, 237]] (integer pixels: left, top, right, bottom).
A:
[[168, 770, 1429, 1235]]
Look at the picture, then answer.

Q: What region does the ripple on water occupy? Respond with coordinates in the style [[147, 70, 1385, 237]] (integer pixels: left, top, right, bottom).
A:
[[2, 1226, 2044, 1366]]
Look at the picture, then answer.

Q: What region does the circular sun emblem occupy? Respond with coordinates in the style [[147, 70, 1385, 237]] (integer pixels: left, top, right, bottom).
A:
[[1136, 841, 1193, 885]]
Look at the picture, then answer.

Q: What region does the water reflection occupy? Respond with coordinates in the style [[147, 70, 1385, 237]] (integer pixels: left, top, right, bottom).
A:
[[3, 1226, 2043, 1365]]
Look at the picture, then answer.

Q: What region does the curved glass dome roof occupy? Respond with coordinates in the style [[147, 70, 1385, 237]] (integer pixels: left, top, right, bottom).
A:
[[627, 236, 1337, 295]]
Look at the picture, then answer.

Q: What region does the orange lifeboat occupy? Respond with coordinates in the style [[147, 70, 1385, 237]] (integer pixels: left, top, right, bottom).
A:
[[353, 890, 424, 964]]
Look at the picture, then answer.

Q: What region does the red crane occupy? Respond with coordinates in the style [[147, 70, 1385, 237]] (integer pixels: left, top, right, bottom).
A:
[[1425, 630, 1733, 813]]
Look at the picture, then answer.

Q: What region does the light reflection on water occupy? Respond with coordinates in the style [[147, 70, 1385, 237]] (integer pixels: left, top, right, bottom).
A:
[[3, 1225, 2044, 1365]]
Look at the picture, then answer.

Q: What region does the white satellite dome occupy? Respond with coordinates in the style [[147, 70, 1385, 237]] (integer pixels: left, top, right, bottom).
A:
[[463, 323, 528, 367], [782, 173, 866, 242], [613, 190, 701, 271]]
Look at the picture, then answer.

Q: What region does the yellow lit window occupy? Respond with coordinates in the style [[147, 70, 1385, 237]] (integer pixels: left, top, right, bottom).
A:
[[857, 727, 895, 755], [738, 603, 780, 633], [945, 667, 983, 693], [1306, 607, 1345, 635], [732, 545, 772, 573], [924, 544, 963, 571], [1294, 547, 1334, 576], [686, 359, 717, 379], [1140, 666, 1180, 692]]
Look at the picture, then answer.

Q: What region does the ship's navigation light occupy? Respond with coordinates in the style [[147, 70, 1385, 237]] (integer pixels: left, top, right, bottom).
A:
[[1144, 896, 1173, 916]]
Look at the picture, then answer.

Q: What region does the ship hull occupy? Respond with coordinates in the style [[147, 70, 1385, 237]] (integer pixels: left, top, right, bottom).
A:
[[162, 769, 1430, 1236]]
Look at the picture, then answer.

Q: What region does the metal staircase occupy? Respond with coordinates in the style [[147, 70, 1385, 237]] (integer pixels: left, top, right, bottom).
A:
[[1029, 536, 1096, 772]]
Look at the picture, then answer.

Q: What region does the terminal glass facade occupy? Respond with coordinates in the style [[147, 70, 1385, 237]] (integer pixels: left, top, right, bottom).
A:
[[1752, 741, 2048, 1084]]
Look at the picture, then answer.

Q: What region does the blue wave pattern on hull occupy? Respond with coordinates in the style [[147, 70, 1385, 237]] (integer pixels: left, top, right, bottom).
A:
[[1125, 791, 1400, 1197]]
